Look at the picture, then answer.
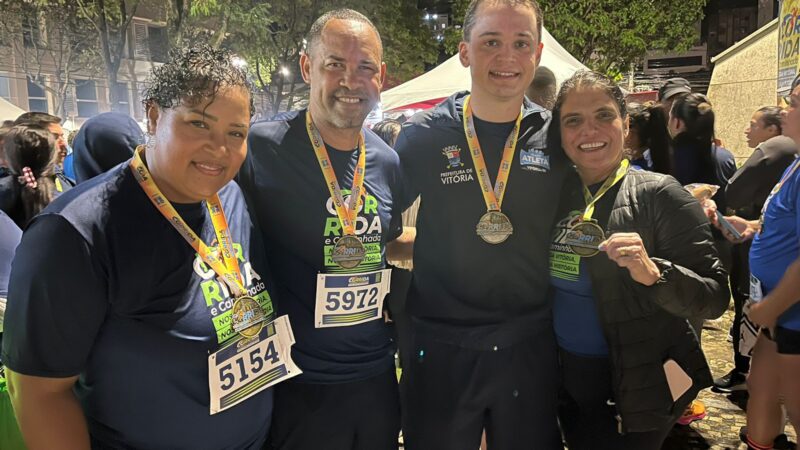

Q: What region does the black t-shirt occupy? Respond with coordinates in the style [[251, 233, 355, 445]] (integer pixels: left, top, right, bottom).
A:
[[239, 110, 403, 383], [2, 163, 275, 449], [395, 92, 568, 348]]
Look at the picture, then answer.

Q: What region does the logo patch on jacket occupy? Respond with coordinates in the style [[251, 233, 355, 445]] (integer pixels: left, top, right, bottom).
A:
[[442, 145, 464, 169], [520, 148, 550, 172], [439, 145, 474, 185]]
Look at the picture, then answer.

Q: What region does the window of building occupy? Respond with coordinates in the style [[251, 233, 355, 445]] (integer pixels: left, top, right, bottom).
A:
[[0, 74, 11, 101], [148, 26, 168, 63], [22, 16, 42, 48], [27, 78, 48, 112], [112, 82, 131, 114], [133, 21, 168, 62], [75, 80, 99, 118]]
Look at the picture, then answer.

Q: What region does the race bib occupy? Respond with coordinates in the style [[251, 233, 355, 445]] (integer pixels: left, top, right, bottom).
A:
[[208, 315, 301, 415], [750, 275, 764, 303], [314, 269, 391, 328]]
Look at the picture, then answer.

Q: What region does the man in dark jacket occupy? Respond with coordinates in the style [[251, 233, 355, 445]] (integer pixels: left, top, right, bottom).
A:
[[714, 106, 797, 393], [393, 1, 567, 448]]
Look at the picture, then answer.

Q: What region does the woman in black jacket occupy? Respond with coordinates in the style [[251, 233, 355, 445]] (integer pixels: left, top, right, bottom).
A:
[[547, 71, 730, 450]]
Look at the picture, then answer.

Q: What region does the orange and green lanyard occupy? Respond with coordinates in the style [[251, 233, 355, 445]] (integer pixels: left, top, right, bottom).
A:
[[130, 146, 246, 297], [305, 110, 367, 236], [462, 95, 523, 212]]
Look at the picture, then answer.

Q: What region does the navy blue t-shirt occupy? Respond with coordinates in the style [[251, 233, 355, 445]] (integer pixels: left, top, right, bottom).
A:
[[751, 157, 800, 330], [2, 163, 275, 449], [548, 180, 621, 357], [239, 110, 403, 383]]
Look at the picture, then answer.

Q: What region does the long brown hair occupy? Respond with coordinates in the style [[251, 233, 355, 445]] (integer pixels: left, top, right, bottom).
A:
[[3, 124, 58, 226]]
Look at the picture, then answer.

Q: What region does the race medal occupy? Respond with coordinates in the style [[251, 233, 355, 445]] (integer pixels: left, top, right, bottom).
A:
[[332, 235, 366, 269], [231, 295, 267, 339], [565, 220, 605, 257], [209, 315, 302, 415], [476, 211, 514, 244]]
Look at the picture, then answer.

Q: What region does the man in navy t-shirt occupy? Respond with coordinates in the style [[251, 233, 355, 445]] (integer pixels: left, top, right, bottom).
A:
[[238, 9, 405, 450]]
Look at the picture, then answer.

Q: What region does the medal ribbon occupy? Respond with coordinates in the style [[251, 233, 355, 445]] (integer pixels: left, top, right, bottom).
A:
[[581, 159, 629, 221], [305, 111, 366, 236], [462, 95, 524, 212], [130, 147, 246, 297]]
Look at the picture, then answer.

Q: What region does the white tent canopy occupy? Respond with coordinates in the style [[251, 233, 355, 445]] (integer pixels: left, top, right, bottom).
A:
[[380, 28, 588, 111], [0, 97, 25, 122]]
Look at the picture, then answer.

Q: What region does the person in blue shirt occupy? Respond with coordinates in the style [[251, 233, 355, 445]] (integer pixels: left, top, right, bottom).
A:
[[2, 44, 284, 450], [712, 75, 800, 450]]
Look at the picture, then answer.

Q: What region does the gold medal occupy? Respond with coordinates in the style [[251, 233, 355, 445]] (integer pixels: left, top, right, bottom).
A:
[[332, 235, 366, 269], [476, 211, 514, 244], [231, 295, 267, 339], [565, 220, 605, 257]]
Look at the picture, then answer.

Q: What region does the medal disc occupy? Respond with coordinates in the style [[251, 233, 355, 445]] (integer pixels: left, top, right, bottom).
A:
[[476, 211, 514, 244], [565, 221, 605, 257], [332, 235, 366, 269], [231, 295, 266, 339]]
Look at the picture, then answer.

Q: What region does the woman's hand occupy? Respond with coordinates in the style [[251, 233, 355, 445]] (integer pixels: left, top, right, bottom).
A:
[[599, 232, 661, 286]]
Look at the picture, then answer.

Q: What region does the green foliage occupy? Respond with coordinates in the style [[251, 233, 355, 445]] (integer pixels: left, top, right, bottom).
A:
[[444, 0, 708, 75]]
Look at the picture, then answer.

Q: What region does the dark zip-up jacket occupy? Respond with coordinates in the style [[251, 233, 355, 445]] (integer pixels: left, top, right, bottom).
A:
[[571, 168, 730, 432]]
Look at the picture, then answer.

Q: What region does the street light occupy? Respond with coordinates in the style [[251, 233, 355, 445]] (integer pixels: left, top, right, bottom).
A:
[[280, 66, 290, 77]]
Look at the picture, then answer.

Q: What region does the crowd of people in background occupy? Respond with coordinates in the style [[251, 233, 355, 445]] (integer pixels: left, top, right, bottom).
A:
[[0, 0, 798, 450]]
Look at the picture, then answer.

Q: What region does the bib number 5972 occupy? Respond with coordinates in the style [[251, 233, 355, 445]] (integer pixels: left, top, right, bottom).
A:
[[325, 287, 379, 312]]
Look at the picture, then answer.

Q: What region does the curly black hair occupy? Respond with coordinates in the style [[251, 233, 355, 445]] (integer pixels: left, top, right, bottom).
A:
[[142, 44, 254, 117]]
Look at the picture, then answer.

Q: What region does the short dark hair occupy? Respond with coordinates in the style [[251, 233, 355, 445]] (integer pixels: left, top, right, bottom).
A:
[[306, 9, 382, 57], [756, 106, 783, 134], [462, 0, 543, 42], [142, 44, 254, 117], [3, 124, 58, 225], [371, 119, 402, 147], [14, 112, 62, 127]]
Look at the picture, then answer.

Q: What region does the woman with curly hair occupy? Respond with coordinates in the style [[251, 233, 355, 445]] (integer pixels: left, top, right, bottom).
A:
[[2, 44, 296, 449]]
